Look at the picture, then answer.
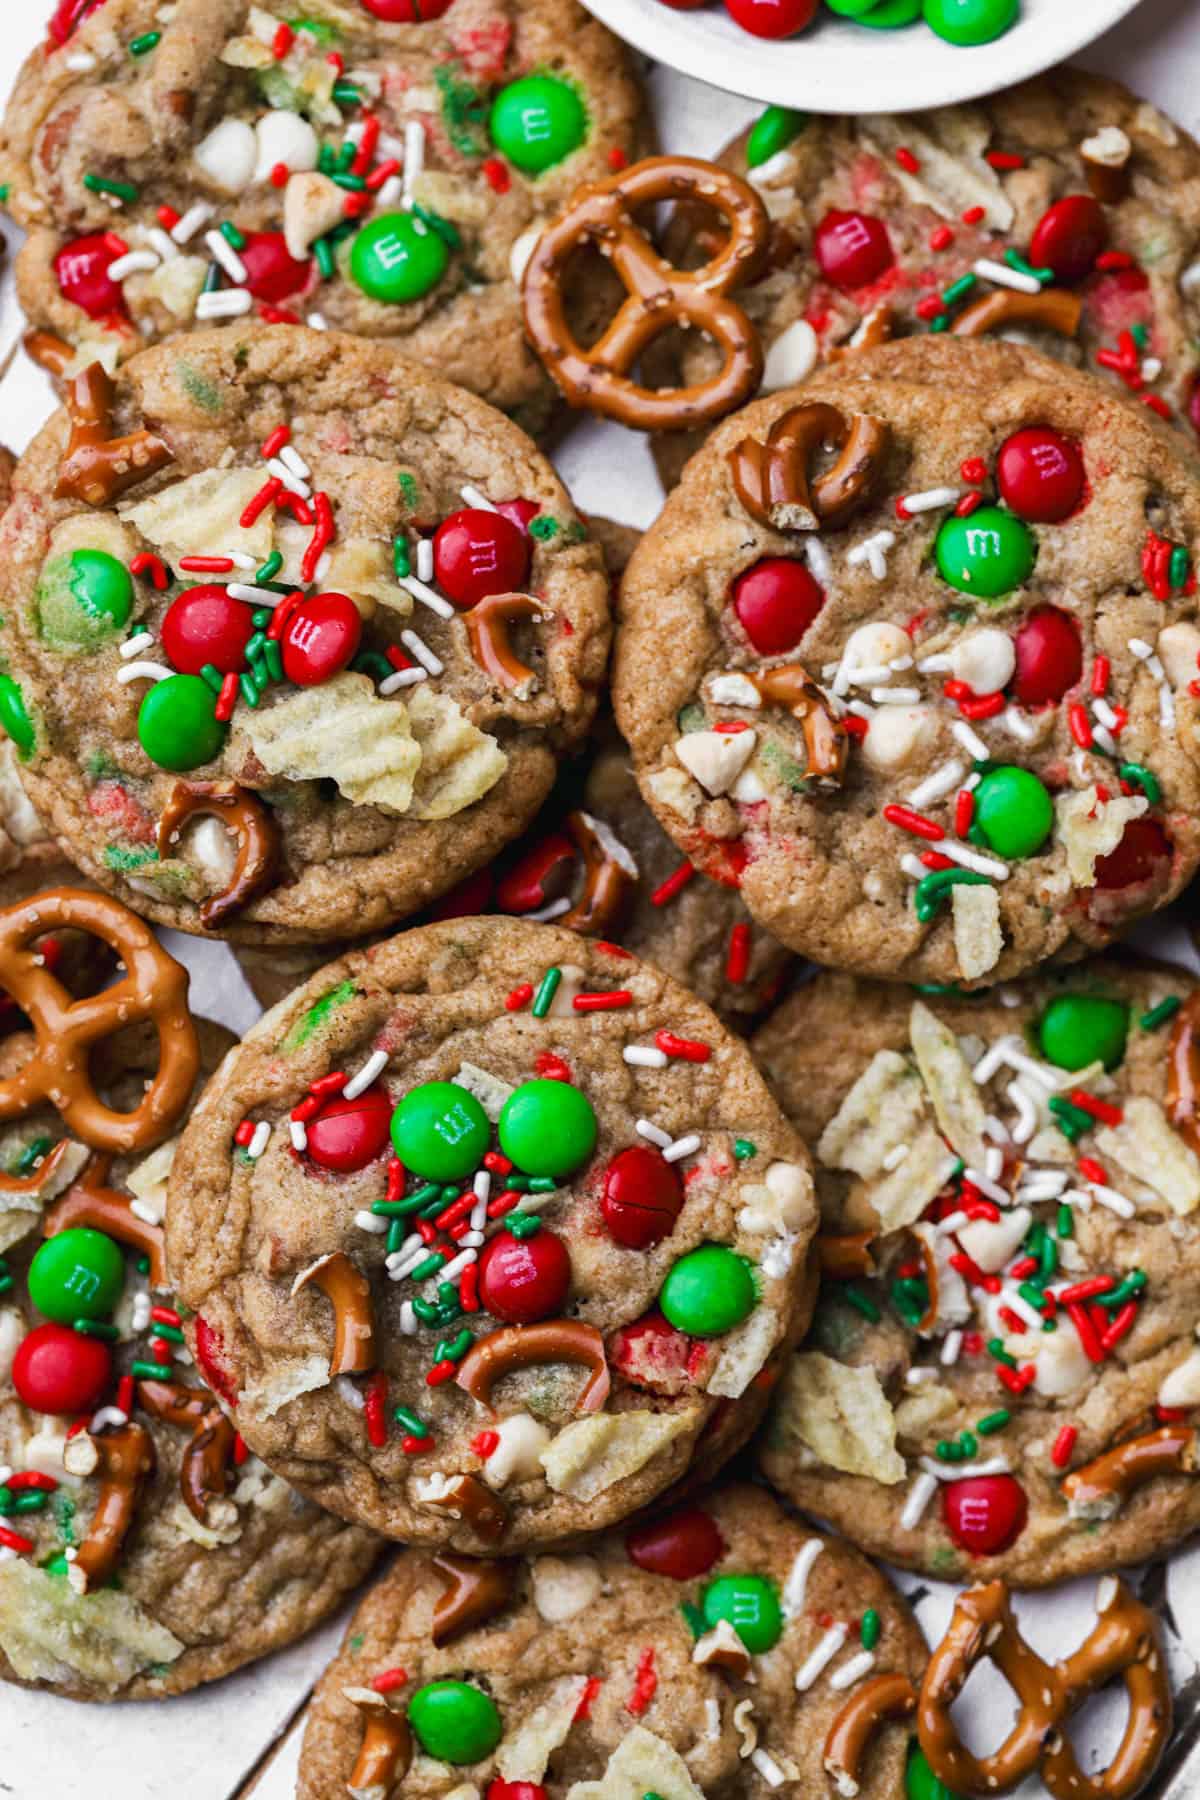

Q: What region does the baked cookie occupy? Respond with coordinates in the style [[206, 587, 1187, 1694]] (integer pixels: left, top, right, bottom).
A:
[[0, 0, 645, 438], [0, 324, 609, 943], [754, 960, 1200, 1586], [165, 917, 816, 1552], [0, 888, 379, 1698], [296, 1483, 926, 1800], [615, 337, 1200, 987], [653, 70, 1200, 487]]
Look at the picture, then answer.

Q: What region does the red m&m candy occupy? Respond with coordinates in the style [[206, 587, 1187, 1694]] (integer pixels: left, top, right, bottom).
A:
[[433, 510, 531, 610], [306, 1083, 392, 1173], [12, 1322, 112, 1415], [608, 1311, 691, 1391], [814, 211, 894, 291], [996, 427, 1085, 523], [239, 231, 312, 303], [601, 1145, 684, 1249], [194, 1314, 239, 1405], [722, 0, 817, 36], [360, 0, 454, 15], [1012, 605, 1082, 707], [54, 233, 127, 320], [1094, 817, 1171, 891], [487, 1786, 548, 1800], [162, 585, 254, 676], [1029, 196, 1107, 286], [428, 867, 495, 921], [495, 834, 576, 915], [477, 1228, 571, 1324], [495, 498, 540, 535], [941, 1473, 1027, 1556], [732, 558, 825, 655], [281, 593, 363, 686], [626, 1505, 725, 1579]]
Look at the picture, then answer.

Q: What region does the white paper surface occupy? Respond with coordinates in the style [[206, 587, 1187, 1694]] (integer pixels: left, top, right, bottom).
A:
[[0, 2, 1198, 1795]]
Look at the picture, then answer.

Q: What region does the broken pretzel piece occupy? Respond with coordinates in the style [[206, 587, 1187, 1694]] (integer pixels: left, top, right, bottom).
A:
[[431, 1551, 518, 1646], [456, 1320, 611, 1417], [156, 781, 280, 929], [291, 1251, 376, 1376], [56, 362, 173, 507], [345, 1688, 413, 1800], [729, 402, 889, 533], [63, 1421, 156, 1594], [137, 1378, 237, 1529]]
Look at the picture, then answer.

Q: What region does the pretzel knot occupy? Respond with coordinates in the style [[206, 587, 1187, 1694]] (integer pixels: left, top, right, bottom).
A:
[[729, 402, 889, 533], [522, 154, 769, 432], [0, 888, 199, 1154], [918, 1577, 1171, 1800]]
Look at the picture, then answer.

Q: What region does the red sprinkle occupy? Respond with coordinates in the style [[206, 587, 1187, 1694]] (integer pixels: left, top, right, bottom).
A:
[[916, 295, 947, 322], [949, 1251, 1000, 1293], [426, 1359, 456, 1387], [5, 1471, 56, 1492], [1009, 1256, 1038, 1280], [505, 983, 533, 1012], [241, 478, 283, 528], [234, 1120, 254, 1147], [156, 205, 181, 230], [484, 1151, 514, 1175], [401, 1434, 433, 1454], [883, 803, 944, 842], [1076, 1155, 1108, 1185], [929, 225, 955, 252], [261, 424, 291, 461], [1091, 655, 1110, 696], [0, 1526, 34, 1555], [1069, 1091, 1123, 1128], [955, 490, 985, 519], [178, 555, 235, 574], [960, 458, 987, 485], [130, 551, 169, 589], [655, 1030, 711, 1064], [961, 204, 985, 225], [269, 162, 290, 189], [1095, 250, 1135, 271], [460, 1261, 480, 1312], [352, 115, 380, 177], [364, 1370, 389, 1448], [487, 1191, 521, 1221], [986, 150, 1025, 170], [573, 990, 632, 1011], [215, 672, 239, 724], [954, 789, 975, 838], [997, 1365, 1036, 1395], [435, 1192, 476, 1231], [894, 146, 920, 173], [481, 156, 511, 194], [1067, 702, 1093, 748], [725, 922, 751, 985], [959, 689, 1004, 719], [150, 1305, 181, 1328], [1066, 1301, 1105, 1363], [372, 1667, 408, 1694], [366, 158, 401, 192], [117, 1374, 134, 1415], [964, 1200, 1000, 1223], [920, 851, 955, 871], [233, 1433, 248, 1465], [998, 1305, 1027, 1335], [1101, 1301, 1140, 1354], [272, 21, 293, 57], [1058, 1276, 1115, 1304], [626, 1648, 657, 1717], [651, 860, 696, 906], [1143, 394, 1173, 420], [301, 490, 335, 585], [574, 1676, 603, 1723], [472, 1430, 500, 1458], [1051, 1424, 1078, 1467], [842, 714, 869, 739]]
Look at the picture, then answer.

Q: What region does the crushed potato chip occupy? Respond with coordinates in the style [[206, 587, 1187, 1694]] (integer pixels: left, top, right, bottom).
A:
[[453, 1061, 513, 1122], [860, 108, 1013, 230], [706, 1304, 782, 1400], [240, 1354, 328, 1420], [124, 1138, 179, 1226], [858, 1124, 960, 1236], [407, 687, 507, 820], [565, 1727, 707, 1800], [497, 1677, 589, 1781], [1096, 1096, 1200, 1217], [237, 674, 422, 814], [952, 881, 1003, 980], [894, 1383, 958, 1439], [909, 1001, 987, 1167], [1055, 788, 1148, 887], [816, 1050, 926, 1179], [0, 1141, 90, 1253], [121, 469, 275, 564], [771, 1354, 904, 1483], [540, 1408, 699, 1500], [0, 1560, 183, 1691]]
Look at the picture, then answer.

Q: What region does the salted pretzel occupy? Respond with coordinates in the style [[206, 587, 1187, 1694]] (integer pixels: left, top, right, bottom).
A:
[[522, 154, 769, 432], [918, 1577, 1170, 1800], [732, 664, 848, 785], [430, 1552, 517, 1646], [138, 1379, 238, 1530], [1166, 991, 1200, 1155], [729, 402, 889, 533], [346, 1692, 412, 1796], [62, 1422, 156, 1595], [56, 362, 173, 507], [557, 810, 637, 935], [464, 591, 553, 689], [456, 1320, 610, 1415], [951, 286, 1082, 340], [0, 889, 199, 1154], [824, 1672, 915, 1796], [291, 1251, 376, 1376], [156, 780, 280, 929]]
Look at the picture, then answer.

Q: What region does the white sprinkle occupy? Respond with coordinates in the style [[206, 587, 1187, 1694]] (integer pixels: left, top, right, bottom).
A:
[[355, 1210, 389, 1235], [624, 1045, 669, 1068], [1180, 261, 1200, 296], [1093, 724, 1119, 757], [222, 550, 258, 571], [461, 1230, 484, 1249], [440, 1248, 477, 1285], [204, 229, 248, 285], [636, 1119, 672, 1149], [196, 288, 253, 319], [1018, 1171, 1069, 1201], [526, 896, 571, 923], [984, 1145, 1005, 1182], [1006, 1080, 1039, 1145], [416, 537, 434, 582], [705, 1698, 722, 1740], [1002, 705, 1038, 744], [119, 631, 156, 660], [983, 1115, 1010, 1145], [952, 719, 990, 761], [267, 455, 311, 500], [1129, 637, 1154, 660], [906, 1365, 938, 1386], [900, 486, 960, 514], [847, 701, 874, 720], [146, 227, 179, 264], [131, 1293, 152, 1333], [938, 838, 1009, 879], [397, 573, 455, 619], [936, 1210, 968, 1237], [900, 1470, 939, 1530], [402, 119, 425, 208], [830, 1650, 876, 1691], [882, 1142, 909, 1172], [400, 630, 444, 676], [172, 202, 214, 244], [974, 256, 1041, 294], [847, 529, 896, 581], [389, 1247, 431, 1283], [307, 311, 329, 331], [107, 250, 159, 282], [343, 1049, 388, 1102], [90, 1406, 129, 1433], [917, 653, 953, 674], [870, 685, 922, 705], [964, 770, 981, 792], [805, 537, 833, 585], [940, 1328, 963, 1366], [1087, 1181, 1136, 1219], [920, 1455, 1010, 1482], [963, 1165, 1008, 1205], [336, 1374, 366, 1411], [750, 1749, 786, 1788], [1093, 697, 1121, 731], [663, 1133, 701, 1164], [386, 1235, 421, 1269], [1142, 356, 1163, 381], [65, 50, 97, 71], [1160, 683, 1177, 729], [900, 853, 927, 882], [461, 484, 498, 513], [795, 1622, 848, 1691], [399, 1300, 417, 1335], [116, 660, 173, 685], [907, 760, 964, 808], [470, 1199, 488, 1234], [781, 1538, 824, 1617], [247, 1121, 271, 1160], [228, 583, 280, 606], [279, 443, 311, 482], [380, 667, 428, 694], [289, 1119, 308, 1153], [473, 1171, 491, 1202]]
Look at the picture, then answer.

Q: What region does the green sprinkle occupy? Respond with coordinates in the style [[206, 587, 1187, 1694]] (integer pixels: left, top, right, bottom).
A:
[[129, 29, 161, 54], [942, 272, 977, 306], [392, 1405, 429, 1437], [353, 650, 393, 683], [508, 1213, 541, 1240], [935, 1440, 960, 1462], [83, 173, 139, 203], [1003, 248, 1045, 283], [12, 1491, 47, 1514], [1018, 1281, 1047, 1313], [0, 1488, 11, 1514], [338, 140, 358, 171], [987, 1338, 1018, 1369], [318, 144, 336, 175], [913, 868, 990, 922], [256, 551, 283, 584], [958, 1432, 978, 1459], [734, 1138, 756, 1161], [333, 171, 367, 191], [199, 662, 224, 695], [1140, 995, 1181, 1032], [912, 982, 964, 996], [532, 966, 561, 1018], [1042, 1317, 1058, 1333], [860, 1607, 880, 1650], [73, 1319, 120, 1340], [1039, 1234, 1058, 1280], [841, 1284, 880, 1323], [528, 514, 559, 541], [930, 314, 950, 333], [421, 1190, 450, 1218], [411, 1298, 442, 1326], [407, 1252, 446, 1283], [1169, 545, 1191, 589], [386, 1218, 406, 1255], [1057, 1201, 1074, 1239], [153, 1321, 186, 1344], [1096, 1269, 1147, 1309], [238, 673, 260, 709], [15, 1136, 52, 1176], [333, 80, 362, 106], [746, 104, 808, 169], [203, 261, 222, 293], [314, 236, 335, 280], [246, 632, 267, 663], [434, 1329, 474, 1363], [1047, 1095, 1092, 1142], [131, 1360, 174, 1380], [976, 1410, 1010, 1436], [527, 1177, 559, 1193], [0, 185, 9, 204], [0, 1272, 10, 1298], [1119, 762, 1161, 804], [136, 1256, 150, 1276], [1131, 322, 1150, 350], [392, 536, 411, 579], [397, 472, 420, 511], [221, 220, 247, 251]]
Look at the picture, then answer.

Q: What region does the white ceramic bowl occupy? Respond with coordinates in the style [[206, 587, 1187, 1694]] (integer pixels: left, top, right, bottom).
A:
[[579, 0, 1145, 113]]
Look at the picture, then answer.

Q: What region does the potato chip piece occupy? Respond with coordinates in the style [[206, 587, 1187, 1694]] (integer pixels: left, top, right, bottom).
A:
[[771, 1354, 904, 1483], [860, 108, 1013, 230], [1096, 1096, 1200, 1216], [707, 1304, 783, 1400], [539, 1408, 699, 1500], [952, 881, 1003, 980], [241, 1353, 329, 1420], [144, 254, 208, 322], [407, 687, 507, 820], [894, 1383, 958, 1439], [497, 1677, 590, 1782], [124, 1137, 178, 1226], [0, 1140, 90, 1252], [0, 1560, 183, 1692], [909, 1000, 987, 1167], [565, 1727, 707, 1800], [859, 1124, 960, 1236], [238, 673, 422, 815], [1055, 787, 1148, 887], [48, 511, 138, 570], [816, 1050, 926, 1179], [453, 1061, 514, 1123], [121, 468, 275, 563]]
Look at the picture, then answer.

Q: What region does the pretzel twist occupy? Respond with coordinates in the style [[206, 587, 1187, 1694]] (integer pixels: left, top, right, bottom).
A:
[[742, 664, 848, 784], [823, 1672, 915, 1795], [63, 1422, 156, 1595], [729, 403, 889, 533], [456, 1320, 611, 1417], [828, 304, 895, 362], [56, 362, 173, 507], [291, 1251, 376, 1376], [950, 287, 1082, 340], [918, 1578, 1170, 1800], [43, 1153, 168, 1288], [1061, 1424, 1196, 1516], [430, 1551, 517, 1646], [464, 592, 553, 689], [156, 781, 280, 929], [137, 1379, 237, 1529], [522, 155, 769, 432], [0, 890, 198, 1154]]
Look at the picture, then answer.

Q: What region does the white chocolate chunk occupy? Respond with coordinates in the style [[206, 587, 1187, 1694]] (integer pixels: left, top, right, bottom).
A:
[[193, 118, 257, 194], [949, 627, 1015, 695], [674, 729, 757, 797], [482, 1413, 552, 1490]]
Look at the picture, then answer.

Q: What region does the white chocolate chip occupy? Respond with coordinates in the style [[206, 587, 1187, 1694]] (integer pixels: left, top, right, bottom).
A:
[[861, 704, 937, 773], [1156, 621, 1200, 690], [674, 729, 757, 797], [949, 627, 1015, 696], [482, 1413, 551, 1490], [254, 109, 319, 183], [193, 118, 258, 195], [761, 319, 819, 392]]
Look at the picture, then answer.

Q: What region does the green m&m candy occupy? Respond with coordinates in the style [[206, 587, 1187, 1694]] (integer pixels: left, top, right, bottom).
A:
[[498, 1079, 597, 1178], [137, 674, 226, 772], [36, 549, 133, 652], [746, 105, 808, 169], [701, 1573, 782, 1653], [935, 507, 1035, 600], [907, 1742, 962, 1800], [350, 212, 449, 305], [28, 1228, 124, 1324], [859, 0, 922, 23], [489, 74, 586, 175], [408, 1680, 502, 1764], [391, 1081, 490, 1182], [1038, 994, 1129, 1073], [660, 1245, 756, 1337], [922, 0, 1019, 45], [0, 674, 35, 757], [973, 766, 1052, 860]]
